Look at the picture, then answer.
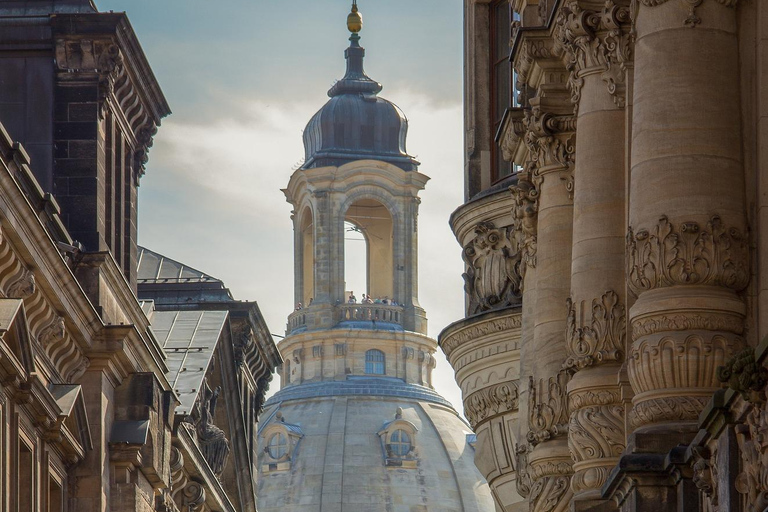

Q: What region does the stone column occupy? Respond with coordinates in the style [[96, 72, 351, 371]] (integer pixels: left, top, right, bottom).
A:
[[522, 105, 576, 512], [553, 1, 633, 506], [626, 0, 746, 439]]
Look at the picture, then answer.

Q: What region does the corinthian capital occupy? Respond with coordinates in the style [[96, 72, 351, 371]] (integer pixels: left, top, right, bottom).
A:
[[553, 0, 633, 108], [522, 107, 576, 176]]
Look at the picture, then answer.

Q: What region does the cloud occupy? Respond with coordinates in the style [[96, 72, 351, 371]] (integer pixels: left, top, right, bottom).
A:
[[138, 92, 467, 412]]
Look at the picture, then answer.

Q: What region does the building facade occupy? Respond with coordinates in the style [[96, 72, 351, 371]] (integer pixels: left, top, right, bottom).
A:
[[256, 7, 495, 512], [440, 0, 768, 511], [0, 1, 280, 511]]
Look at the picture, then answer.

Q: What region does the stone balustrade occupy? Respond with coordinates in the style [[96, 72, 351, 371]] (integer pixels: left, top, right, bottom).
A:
[[286, 303, 406, 334]]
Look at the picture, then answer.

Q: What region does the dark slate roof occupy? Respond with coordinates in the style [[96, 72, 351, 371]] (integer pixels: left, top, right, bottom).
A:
[[301, 32, 419, 172], [137, 247, 234, 306], [151, 309, 228, 415], [264, 376, 452, 408], [137, 247, 219, 284]]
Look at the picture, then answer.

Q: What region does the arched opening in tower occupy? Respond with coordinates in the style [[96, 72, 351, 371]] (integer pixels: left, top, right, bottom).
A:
[[343, 199, 393, 303], [300, 206, 314, 307]]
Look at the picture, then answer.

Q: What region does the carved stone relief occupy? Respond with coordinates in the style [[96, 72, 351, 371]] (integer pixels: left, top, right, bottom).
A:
[[463, 381, 520, 429], [440, 315, 522, 358], [462, 221, 522, 315], [565, 291, 626, 370], [528, 371, 570, 445], [626, 215, 749, 297], [187, 380, 230, 476], [510, 177, 539, 279]]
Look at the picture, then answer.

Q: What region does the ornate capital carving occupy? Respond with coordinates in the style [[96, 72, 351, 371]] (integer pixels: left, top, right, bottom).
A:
[[529, 472, 573, 512], [528, 371, 570, 445], [553, 0, 633, 107], [626, 215, 749, 297], [523, 108, 576, 175], [565, 291, 626, 371], [691, 445, 718, 506], [630, 395, 711, 428], [462, 222, 522, 316], [463, 381, 520, 429]]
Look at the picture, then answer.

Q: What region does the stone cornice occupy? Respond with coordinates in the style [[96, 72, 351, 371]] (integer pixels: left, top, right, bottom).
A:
[[438, 307, 522, 360]]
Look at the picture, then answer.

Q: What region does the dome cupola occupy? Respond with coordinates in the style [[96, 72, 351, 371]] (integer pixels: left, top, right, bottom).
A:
[[301, 2, 419, 171]]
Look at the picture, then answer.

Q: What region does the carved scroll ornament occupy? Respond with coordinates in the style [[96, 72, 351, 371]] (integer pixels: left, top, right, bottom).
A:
[[626, 215, 749, 297], [463, 381, 520, 429], [565, 291, 626, 370], [528, 371, 570, 445], [462, 222, 523, 315]]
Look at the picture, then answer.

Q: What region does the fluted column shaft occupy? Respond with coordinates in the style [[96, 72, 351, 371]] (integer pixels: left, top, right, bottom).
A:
[[627, 0, 747, 435], [557, 0, 632, 502]]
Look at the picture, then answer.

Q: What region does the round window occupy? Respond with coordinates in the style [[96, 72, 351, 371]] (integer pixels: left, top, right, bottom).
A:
[[268, 432, 288, 459], [390, 429, 411, 457]]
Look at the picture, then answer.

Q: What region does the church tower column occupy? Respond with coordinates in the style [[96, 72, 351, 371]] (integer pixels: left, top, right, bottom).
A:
[[625, 0, 746, 441], [552, 1, 633, 506]]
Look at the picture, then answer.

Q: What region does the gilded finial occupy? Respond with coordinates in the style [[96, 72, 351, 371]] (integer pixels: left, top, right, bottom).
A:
[[347, 1, 363, 33]]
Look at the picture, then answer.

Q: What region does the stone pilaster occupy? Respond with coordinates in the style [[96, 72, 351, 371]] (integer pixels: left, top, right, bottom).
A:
[[553, 0, 633, 506]]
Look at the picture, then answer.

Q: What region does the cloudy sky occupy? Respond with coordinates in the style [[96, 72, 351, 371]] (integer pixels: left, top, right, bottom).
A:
[[96, 0, 467, 410]]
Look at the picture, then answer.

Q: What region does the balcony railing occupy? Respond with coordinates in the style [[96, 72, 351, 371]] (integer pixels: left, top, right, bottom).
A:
[[286, 303, 405, 335], [337, 303, 403, 325]]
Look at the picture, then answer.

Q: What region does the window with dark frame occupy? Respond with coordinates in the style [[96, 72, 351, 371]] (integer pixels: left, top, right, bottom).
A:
[[490, 0, 513, 183]]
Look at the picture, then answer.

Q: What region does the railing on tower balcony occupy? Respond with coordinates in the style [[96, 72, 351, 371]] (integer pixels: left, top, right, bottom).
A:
[[337, 303, 403, 325], [286, 303, 405, 335]]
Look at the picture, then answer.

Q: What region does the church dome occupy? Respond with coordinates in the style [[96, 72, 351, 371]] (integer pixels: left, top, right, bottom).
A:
[[301, 29, 419, 171]]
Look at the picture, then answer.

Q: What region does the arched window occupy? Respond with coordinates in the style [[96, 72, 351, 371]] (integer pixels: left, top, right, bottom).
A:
[[365, 349, 385, 375]]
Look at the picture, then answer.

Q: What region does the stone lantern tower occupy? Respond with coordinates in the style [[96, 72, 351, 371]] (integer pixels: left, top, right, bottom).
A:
[[256, 5, 495, 512]]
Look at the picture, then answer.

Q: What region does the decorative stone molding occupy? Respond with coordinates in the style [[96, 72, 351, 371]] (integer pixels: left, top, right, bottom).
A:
[[637, 0, 739, 27], [718, 347, 768, 401], [553, 0, 633, 108], [567, 389, 625, 493], [529, 472, 572, 512], [626, 215, 749, 297], [632, 311, 744, 341], [565, 291, 626, 370], [462, 222, 522, 315], [528, 371, 570, 445], [463, 381, 520, 429], [629, 332, 741, 428], [440, 315, 522, 358], [516, 443, 532, 498], [510, 176, 539, 278], [630, 395, 711, 428]]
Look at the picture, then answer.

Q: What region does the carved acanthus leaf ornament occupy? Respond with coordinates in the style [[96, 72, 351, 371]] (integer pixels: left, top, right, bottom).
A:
[[462, 222, 522, 316], [510, 176, 540, 279], [523, 108, 576, 176], [528, 371, 570, 445], [553, 0, 633, 108], [626, 215, 749, 297], [565, 291, 626, 370], [463, 381, 520, 429], [718, 347, 768, 401]]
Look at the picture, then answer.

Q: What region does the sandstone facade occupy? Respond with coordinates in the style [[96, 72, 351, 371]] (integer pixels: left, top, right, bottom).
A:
[[441, 0, 768, 511]]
